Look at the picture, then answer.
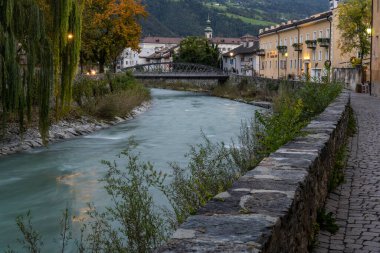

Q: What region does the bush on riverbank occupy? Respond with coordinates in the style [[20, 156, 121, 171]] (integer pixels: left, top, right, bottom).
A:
[[73, 72, 150, 120]]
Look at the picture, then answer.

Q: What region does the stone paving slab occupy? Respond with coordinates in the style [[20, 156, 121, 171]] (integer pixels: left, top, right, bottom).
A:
[[314, 93, 380, 253]]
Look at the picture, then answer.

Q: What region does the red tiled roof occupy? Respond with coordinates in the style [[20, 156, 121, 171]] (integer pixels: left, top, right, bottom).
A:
[[211, 37, 242, 44], [141, 37, 183, 44]]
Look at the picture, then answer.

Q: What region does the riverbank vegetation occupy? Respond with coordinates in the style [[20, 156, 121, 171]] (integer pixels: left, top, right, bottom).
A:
[[73, 73, 150, 120], [7, 81, 344, 252], [1, 0, 146, 144]]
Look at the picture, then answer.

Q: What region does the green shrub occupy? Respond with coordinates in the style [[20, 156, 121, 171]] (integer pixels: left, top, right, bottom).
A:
[[165, 135, 240, 224], [85, 143, 169, 253], [73, 73, 150, 120]]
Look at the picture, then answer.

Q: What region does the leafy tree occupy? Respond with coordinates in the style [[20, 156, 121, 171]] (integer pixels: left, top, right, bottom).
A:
[[174, 36, 220, 67], [81, 0, 147, 73], [337, 0, 372, 68]]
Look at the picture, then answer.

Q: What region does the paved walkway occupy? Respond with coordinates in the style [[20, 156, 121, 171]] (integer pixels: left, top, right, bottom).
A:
[[314, 93, 380, 253]]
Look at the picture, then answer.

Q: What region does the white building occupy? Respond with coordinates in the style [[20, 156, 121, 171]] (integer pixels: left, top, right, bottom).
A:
[[222, 41, 260, 76], [116, 17, 258, 71]]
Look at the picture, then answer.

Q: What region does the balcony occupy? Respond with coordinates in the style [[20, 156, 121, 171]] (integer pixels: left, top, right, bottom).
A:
[[292, 43, 303, 51], [317, 38, 331, 48], [305, 40, 317, 49], [277, 45, 288, 55], [256, 49, 265, 56]]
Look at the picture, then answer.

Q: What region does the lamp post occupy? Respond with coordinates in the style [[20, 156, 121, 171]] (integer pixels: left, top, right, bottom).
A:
[[284, 52, 289, 79], [230, 52, 236, 73], [367, 25, 373, 95]]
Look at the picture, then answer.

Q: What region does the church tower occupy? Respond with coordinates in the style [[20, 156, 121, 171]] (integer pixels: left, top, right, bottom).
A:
[[204, 16, 213, 39]]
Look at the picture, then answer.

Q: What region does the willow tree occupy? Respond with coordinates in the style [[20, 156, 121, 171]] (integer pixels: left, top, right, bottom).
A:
[[81, 0, 147, 73], [36, 0, 84, 116], [0, 0, 53, 143]]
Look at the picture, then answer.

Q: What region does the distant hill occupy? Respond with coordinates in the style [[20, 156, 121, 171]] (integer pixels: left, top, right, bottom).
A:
[[140, 0, 330, 37]]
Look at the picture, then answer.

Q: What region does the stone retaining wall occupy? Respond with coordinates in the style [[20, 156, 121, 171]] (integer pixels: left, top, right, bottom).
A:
[[158, 91, 350, 253]]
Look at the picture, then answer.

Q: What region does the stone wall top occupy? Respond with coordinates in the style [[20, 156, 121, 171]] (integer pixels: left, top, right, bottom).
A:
[[158, 91, 350, 253]]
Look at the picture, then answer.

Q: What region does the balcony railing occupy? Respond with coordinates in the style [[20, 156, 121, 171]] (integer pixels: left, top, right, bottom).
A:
[[292, 43, 303, 51], [277, 45, 288, 55], [256, 49, 265, 56], [305, 40, 317, 49], [317, 38, 330, 48]]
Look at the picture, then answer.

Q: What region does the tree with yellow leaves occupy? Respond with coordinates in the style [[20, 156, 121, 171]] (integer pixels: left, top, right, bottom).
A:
[[82, 0, 147, 73]]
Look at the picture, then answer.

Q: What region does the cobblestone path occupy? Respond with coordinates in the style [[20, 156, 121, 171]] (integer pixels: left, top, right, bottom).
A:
[[314, 93, 380, 253]]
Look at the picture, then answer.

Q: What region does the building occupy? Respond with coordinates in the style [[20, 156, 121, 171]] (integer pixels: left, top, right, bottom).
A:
[[222, 40, 260, 76], [116, 17, 257, 71], [372, 0, 380, 96], [258, 11, 334, 80], [116, 37, 181, 71]]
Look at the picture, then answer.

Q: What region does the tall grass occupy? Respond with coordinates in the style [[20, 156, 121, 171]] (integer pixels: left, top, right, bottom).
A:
[[73, 72, 150, 120]]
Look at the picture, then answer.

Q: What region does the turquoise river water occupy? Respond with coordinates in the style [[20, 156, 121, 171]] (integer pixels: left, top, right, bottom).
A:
[[0, 89, 261, 252]]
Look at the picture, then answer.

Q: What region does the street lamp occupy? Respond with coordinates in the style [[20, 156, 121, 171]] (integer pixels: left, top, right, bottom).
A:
[[366, 28, 372, 35], [67, 33, 74, 40], [229, 52, 236, 73], [284, 52, 288, 78]]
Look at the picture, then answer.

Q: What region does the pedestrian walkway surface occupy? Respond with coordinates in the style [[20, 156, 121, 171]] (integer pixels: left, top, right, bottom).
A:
[[314, 93, 380, 253]]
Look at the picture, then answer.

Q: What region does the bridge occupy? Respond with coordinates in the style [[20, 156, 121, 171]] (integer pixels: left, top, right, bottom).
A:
[[122, 62, 229, 81]]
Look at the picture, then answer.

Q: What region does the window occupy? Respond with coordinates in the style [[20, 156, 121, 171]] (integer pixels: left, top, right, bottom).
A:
[[326, 50, 330, 60], [299, 59, 302, 69], [230, 59, 233, 64], [313, 31, 317, 40], [284, 39, 287, 46], [294, 36, 298, 43], [319, 30, 323, 38], [306, 33, 310, 40], [312, 51, 316, 61], [326, 28, 330, 38], [318, 50, 322, 61], [300, 35, 303, 43], [290, 60, 293, 69], [241, 57, 245, 62], [280, 39, 283, 46], [290, 37, 293, 45]]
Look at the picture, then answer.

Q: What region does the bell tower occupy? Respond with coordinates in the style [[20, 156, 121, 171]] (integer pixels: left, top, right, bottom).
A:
[[204, 16, 213, 39]]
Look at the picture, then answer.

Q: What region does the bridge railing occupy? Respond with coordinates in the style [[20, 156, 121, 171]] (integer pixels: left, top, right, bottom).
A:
[[122, 62, 227, 76]]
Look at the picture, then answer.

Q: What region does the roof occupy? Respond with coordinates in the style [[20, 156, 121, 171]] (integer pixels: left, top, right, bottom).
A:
[[143, 46, 178, 59], [222, 43, 260, 57], [141, 37, 183, 44], [211, 37, 242, 44], [259, 11, 332, 37]]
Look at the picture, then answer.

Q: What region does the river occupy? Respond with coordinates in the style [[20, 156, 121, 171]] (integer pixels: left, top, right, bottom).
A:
[[0, 88, 261, 252]]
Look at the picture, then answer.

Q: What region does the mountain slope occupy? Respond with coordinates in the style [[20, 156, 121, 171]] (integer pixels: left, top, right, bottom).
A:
[[140, 0, 329, 37]]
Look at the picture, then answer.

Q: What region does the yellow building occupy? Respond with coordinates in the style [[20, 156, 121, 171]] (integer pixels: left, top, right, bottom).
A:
[[372, 0, 380, 96], [257, 5, 357, 81]]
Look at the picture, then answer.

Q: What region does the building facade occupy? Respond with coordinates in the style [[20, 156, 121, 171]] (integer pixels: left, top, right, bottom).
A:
[[258, 11, 334, 80], [372, 0, 380, 96], [222, 40, 260, 76]]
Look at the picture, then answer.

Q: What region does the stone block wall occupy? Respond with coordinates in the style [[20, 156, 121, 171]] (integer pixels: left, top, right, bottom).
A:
[[158, 91, 350, 253]]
